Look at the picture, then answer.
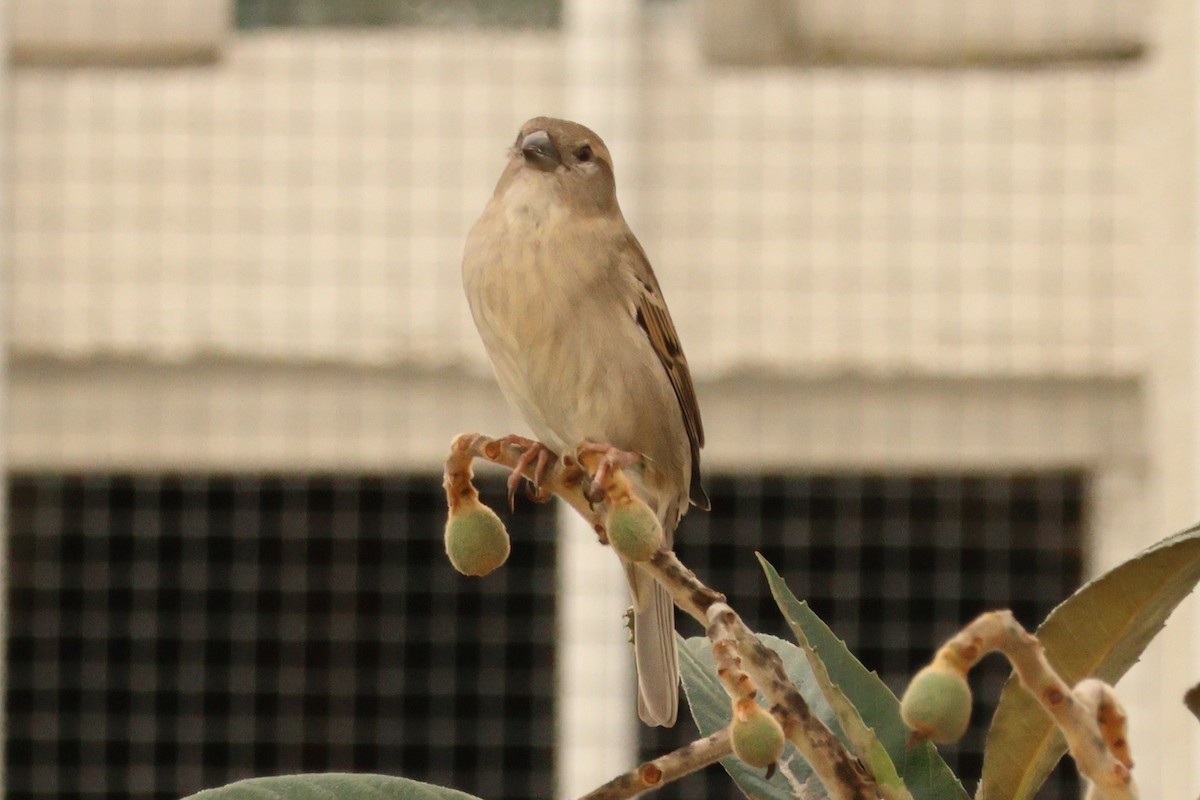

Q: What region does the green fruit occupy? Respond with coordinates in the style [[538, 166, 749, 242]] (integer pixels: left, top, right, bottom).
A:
[[605, 497, 664, 562], [730, 700, 786, 768], [444, 500, 510, 576], [900, 665, 973, 743]]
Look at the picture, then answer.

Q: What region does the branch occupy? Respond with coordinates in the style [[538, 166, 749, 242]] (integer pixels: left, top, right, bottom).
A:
[[445, 433, 600, 526], [578, 728, 733, 800], [903, 610, 1137, 800], [707, 602, 875, 799], [444, 433, 879, 800]]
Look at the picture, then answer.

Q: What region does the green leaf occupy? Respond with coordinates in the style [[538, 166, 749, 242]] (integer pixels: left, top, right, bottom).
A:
[[680, 632, 838, 800], [758, 556, 969, 800], [979, 524, 1200, 800], [184, 773, 483, 800], [758, 558, 910, 800]]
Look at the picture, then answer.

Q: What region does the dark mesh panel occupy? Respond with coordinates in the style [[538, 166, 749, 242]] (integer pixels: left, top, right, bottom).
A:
[[641, 473, 1084, 800], [7, 474, 556, 800]]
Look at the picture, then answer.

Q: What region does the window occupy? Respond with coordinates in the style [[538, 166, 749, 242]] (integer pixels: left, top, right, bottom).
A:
[[642, 473, 1084, 800], [6, 470, 1086, 800], [236, 0, 560, 30], [7, 474, 558, 800]]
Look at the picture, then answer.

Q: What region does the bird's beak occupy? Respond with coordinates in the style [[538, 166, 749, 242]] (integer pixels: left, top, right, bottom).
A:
[[520, 130, 561, 172]]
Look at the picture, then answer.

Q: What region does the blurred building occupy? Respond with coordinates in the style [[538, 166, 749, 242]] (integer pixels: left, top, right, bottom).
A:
[[2, 1, 1198, 799]]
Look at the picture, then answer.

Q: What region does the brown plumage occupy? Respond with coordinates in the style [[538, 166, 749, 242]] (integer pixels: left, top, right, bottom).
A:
[[461, 117, 707, 726]]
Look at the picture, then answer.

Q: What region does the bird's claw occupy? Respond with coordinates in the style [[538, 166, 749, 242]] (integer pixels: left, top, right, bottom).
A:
[[505, 470, 523, 512], [576, 441, 643, 503], [503, 438, 556, 511], [525, 477, 553, 504]]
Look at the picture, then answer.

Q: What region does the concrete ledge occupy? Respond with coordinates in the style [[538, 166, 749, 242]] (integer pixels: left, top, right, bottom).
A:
[[9, 358, 1145, 474], [12, 0, 229, 67], [696, 0, 1146, 67]]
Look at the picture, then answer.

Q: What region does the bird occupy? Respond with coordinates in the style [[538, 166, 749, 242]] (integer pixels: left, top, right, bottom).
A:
[[461, 116, 708, 727]]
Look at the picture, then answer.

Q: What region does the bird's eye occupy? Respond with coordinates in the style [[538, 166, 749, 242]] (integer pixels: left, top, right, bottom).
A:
[[575, 145, 593, 162]]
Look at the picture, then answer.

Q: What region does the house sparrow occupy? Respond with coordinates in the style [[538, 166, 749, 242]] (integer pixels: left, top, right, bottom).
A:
[[461, 117, 708, 727]]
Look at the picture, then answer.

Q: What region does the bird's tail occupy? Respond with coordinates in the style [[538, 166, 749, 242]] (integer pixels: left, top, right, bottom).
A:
[[628, 500, 680, 727]]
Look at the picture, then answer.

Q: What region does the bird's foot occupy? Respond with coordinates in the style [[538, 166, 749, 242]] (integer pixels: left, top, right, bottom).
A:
[[575, 441, 644, 504], [499, 436, 556, 511]]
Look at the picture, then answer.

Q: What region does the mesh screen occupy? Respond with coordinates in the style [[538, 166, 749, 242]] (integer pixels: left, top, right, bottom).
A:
[[641, 473, 1085, 800], [6, 471, 1084, 799], [6, 474, 558, 800]]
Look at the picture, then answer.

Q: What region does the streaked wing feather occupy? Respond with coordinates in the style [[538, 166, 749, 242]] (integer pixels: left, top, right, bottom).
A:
[[624, 236, 709, 510]]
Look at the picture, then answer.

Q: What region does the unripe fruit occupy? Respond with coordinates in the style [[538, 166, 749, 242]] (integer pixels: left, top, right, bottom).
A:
[[605, 496, 664, 562], [900, 665, 973, 744], [444, 497, 510, 576], [730, 699, 786, 769]]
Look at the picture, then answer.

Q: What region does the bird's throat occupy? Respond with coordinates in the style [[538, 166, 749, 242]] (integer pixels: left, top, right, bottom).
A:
[[501, 173, 568, 231]]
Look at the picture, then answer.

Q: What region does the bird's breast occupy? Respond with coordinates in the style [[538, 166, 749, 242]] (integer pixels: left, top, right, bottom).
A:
[[463, 196, 590, 439], [461, 190, 690, 503], [465, 188, 601, 344]]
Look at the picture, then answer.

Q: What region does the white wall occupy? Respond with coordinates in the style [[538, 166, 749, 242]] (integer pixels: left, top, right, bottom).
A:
[[1129, 0, 1200, 795]]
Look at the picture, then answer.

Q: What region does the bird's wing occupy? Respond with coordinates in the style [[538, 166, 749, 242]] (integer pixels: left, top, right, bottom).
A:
[[622, 234, 709, 510]]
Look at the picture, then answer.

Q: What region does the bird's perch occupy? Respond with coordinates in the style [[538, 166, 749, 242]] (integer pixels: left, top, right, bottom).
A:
[[450, 432, 1146, 800], [444, 432, 879, 800], [903, 610, 1137, 800]]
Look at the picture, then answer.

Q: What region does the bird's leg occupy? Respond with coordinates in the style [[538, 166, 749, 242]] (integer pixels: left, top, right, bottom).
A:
[[498, 436, 556, 510], [576, 441, 644, 503]]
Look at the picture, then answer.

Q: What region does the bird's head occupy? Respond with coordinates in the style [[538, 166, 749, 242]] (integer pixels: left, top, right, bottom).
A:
[[498, 116, 618, 216]]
